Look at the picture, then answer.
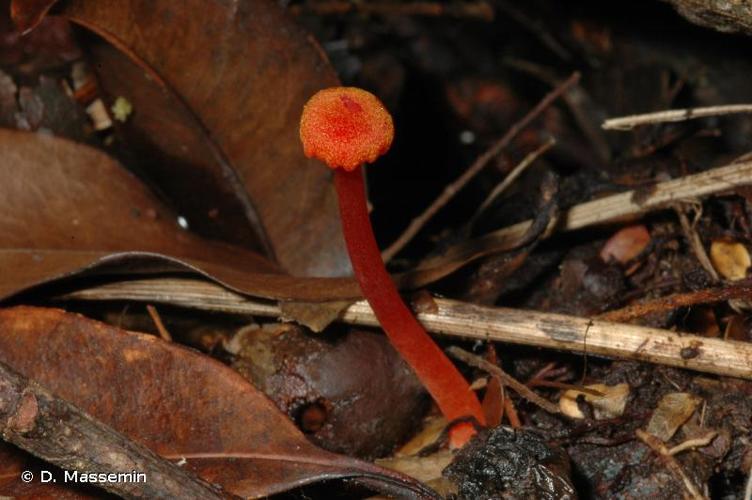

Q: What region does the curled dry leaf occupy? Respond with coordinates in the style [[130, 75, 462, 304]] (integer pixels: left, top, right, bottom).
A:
[[645, 392, 703, 442], [559, 383, 630, 420], [600, 225, 651, 264], [710, 240, 751, 281], [0, 306, 437, 499], [400, 172, 558, 290], [12, 0, 350, 277], [0, 129, 366, 303]]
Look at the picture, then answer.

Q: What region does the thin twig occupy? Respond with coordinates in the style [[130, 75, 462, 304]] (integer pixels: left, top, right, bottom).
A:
[[528, 380, 604, 397], [447, 346, 560, 414], [667, 432, 717, 456], [503, 58, 610, 163], [599, 280, 752, 322], [675, 203, 719, 282], [603, 104, 752, 131], [146, 304, 173, 341], [635, 429, 706, 500], [64, 279, 752, 380], [469, 137, 556, 226], [416, 159, 752, 276], [496, 1, 571, 60], [503, 393, 521, 428], [382, 72, 580, 261]]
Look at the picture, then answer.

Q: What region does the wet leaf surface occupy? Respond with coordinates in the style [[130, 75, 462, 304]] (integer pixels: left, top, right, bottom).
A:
[[13, 0, 350, 277], [0, 306, 436, 498]]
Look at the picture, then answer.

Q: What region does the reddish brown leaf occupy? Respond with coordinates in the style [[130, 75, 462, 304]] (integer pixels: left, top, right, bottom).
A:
[[13, 0, 351, 277], [0, 306, 436, 498], [0, 129, 363, 302], [0, 250, 364, 303]]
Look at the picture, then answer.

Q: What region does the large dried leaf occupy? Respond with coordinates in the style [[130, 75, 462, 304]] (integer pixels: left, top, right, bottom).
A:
[[0, 129, 361, 301], [13, 0, 350, 277], [0, 250, 363, 302], [645, 392, 702, 442], [0, 306, 436, 498], [0, 129, 271, 267]]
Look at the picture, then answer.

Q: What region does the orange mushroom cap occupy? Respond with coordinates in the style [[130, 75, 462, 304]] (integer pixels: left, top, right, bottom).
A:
[[300, 87, 394, 171]]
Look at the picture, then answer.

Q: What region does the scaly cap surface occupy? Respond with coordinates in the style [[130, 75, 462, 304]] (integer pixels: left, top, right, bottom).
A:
[[300, 87, 394, 171]]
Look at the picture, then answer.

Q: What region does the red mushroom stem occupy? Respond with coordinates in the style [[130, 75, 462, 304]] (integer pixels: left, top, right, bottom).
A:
[[300, 87, 485, 447], [334, 167, 485, 446]]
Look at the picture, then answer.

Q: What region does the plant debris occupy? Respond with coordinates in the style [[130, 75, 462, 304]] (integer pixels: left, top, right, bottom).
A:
[[2, 0, 752, 497]]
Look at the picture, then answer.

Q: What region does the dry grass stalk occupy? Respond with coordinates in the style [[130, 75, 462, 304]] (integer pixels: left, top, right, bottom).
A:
[[66, 278, 752, 381], [417, 159, 752, 271], [603, 104, 752, 130], [635, 429, 706, 500], [446, 346, 560, 415]]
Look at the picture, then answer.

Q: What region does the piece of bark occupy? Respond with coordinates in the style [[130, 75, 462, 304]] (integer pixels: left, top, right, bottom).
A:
[[663, 0, 752, 35], [0, 359, 225, 500]]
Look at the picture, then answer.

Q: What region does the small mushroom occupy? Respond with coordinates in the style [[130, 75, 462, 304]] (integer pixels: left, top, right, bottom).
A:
[[300, 87, 485, 447]]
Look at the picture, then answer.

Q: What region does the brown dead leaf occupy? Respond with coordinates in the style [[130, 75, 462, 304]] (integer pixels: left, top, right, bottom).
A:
[[0, 129, 365, 302], [13, 0, 350, 277], [0, 306, 437, 499], [0, 250, 363, 303], [0, 129, 277, 270], [645, 392, 702, 442]]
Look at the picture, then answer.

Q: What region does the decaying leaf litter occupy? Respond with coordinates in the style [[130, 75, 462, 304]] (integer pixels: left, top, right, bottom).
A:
[[0, 0, 752, 498]]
